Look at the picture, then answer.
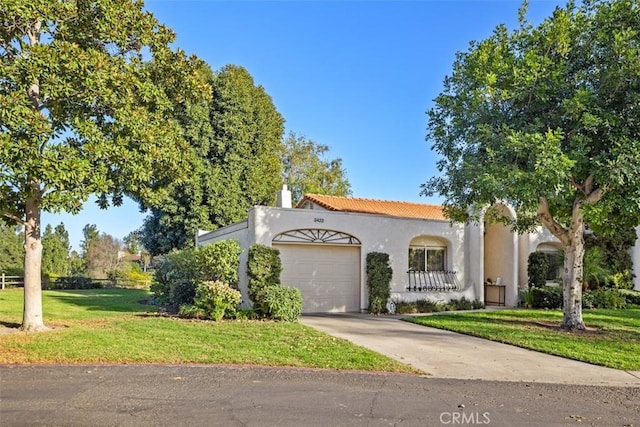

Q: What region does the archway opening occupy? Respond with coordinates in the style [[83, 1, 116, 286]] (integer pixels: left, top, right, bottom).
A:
[[483, 204, 517, 306]]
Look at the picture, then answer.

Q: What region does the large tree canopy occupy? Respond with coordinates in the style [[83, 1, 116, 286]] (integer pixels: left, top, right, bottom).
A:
[[140, 65, 286, 255], [423, 0, 640, 329], [0, 0, 209, 330], [282, 132, 352, 203]]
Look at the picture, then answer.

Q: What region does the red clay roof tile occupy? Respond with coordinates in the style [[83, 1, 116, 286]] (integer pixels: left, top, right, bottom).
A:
[[297, 194, 447, 221]]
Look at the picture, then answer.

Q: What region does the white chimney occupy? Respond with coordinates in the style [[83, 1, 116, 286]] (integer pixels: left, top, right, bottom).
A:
[[277, 185, 292, 208]]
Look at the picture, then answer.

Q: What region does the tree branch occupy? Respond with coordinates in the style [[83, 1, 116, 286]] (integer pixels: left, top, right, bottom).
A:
[[585, 187, 604, 204], [2, 212, 26, 226], [536, 196, 569, 245]]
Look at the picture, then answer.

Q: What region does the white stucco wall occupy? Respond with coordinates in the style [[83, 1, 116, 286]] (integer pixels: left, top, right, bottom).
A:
[[252, 206, 469, 310], [199, 205, 471, 311], [465, 222, 484, 302]]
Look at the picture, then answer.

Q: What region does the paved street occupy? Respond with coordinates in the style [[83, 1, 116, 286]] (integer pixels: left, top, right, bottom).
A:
[[1, 364, 639, 426]]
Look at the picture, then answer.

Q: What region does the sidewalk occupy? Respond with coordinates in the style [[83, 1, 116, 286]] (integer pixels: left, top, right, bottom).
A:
[[300, 313, 640, 387]]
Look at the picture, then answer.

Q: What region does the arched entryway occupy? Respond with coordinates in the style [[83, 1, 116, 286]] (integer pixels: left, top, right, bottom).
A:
[[272, 229, 361, 313], [483, 204, 518, 307]]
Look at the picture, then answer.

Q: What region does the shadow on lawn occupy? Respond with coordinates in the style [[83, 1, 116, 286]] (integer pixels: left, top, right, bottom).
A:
[[45, 289, 158, 314], [0, 321, 21, 329]]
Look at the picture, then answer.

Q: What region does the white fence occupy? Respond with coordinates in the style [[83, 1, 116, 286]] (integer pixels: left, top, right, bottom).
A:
[[1, 274, 24, 290]]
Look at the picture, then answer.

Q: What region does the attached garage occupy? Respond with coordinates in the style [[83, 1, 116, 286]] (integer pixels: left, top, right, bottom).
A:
[[273, 230, 361, 313]]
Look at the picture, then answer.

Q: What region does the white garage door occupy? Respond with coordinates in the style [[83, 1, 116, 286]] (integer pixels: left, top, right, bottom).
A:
[[274, 244, 361, 313]]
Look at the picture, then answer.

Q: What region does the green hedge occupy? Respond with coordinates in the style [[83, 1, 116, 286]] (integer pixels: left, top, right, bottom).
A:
[[530, 286, 563, 309], [261, 285, 303, 322], [526, 285, 637, 310], [179, 280, 242, 321], [619, 289, 640, 306], [527, 252, 549, 288], [583, 288, 627, 309], [247, 244, 282, 306], [366, 252, 392, 314], [151, 240, 241, 307], [47, 276, 103, 290]]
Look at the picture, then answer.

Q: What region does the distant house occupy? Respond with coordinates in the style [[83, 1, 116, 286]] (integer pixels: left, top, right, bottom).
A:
[[196, 187, 640, 313]]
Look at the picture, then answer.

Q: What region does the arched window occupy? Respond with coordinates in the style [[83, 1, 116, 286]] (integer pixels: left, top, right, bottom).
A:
[[273, 229, 360, 245]]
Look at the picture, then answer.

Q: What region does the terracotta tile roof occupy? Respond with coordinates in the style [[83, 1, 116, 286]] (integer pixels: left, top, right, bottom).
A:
[[297, 194, 447, 221]]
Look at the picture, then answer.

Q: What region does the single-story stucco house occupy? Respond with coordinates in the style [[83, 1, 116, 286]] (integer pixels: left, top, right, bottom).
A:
[[196, 187, 640, 313]]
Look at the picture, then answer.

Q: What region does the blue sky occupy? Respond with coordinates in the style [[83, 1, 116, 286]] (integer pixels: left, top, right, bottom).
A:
[[43, 0, 565, 250]]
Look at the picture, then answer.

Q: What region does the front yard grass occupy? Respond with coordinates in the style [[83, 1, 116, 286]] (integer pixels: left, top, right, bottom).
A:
[[405, 309, 640, 370], [0, 288, 417, 373]]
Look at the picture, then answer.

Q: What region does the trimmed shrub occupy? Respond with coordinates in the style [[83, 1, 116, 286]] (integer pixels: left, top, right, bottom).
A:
[[618, 289, 640, 307], [449, 297, 473, 310], [472, 299, 485, 309], [583, 288, 626, 310], [151, 249, 199, 305], [530, 286, 563, 309], [190, 280, 242, 321], [261, 285, 303, 322], [49, 276, 103, 290], [366, 252, 392, 314], [235, 308, 260, 320], [151, 240, 241, 308], [393, 297, 483, 314], [527, 252, 549, 288], [247, 244, 282, 307], [415, 299, 442, 313], [196, 240, 241, 286], [394, 301, 418, 314], [178, 304, 207, 319]]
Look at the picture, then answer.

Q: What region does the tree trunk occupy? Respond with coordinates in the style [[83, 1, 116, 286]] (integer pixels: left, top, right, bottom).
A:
[[537, 196, 588, 331], [561, 206, 586, 331], [22, 196, 47, 332]]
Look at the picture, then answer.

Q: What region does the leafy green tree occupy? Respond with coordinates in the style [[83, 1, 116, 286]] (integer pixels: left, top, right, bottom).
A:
[[0, 220, 24, 275], [140, 65, 285, 255], [80, 224, 99, 261], [123, 231, 142, 255], [422, 0, 640, 330], [41, 223, 70, 276], [0, 1, 209, 330], [282, 132, 352, 203], [85, 232, 121, 279], [69, 251, 84, 276], [79, 224, 122, 279]]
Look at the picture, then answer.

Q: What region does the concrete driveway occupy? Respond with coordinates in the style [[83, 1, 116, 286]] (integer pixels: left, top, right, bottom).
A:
[[300, 313, 640, 387]]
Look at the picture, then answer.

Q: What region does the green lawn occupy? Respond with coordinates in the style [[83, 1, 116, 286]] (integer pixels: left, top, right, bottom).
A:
[[0, 288, 416, 373], [405, 309, 640, 370]]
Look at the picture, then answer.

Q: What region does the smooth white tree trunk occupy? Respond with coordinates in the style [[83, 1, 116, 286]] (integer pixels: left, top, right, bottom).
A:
[[561, 230, 585, 330], [22, 196, 46, 332], [538, 196, 589, 331]]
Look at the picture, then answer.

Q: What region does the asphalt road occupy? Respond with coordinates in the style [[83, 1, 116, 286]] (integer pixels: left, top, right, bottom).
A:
[[1, 364, 638, 426]]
